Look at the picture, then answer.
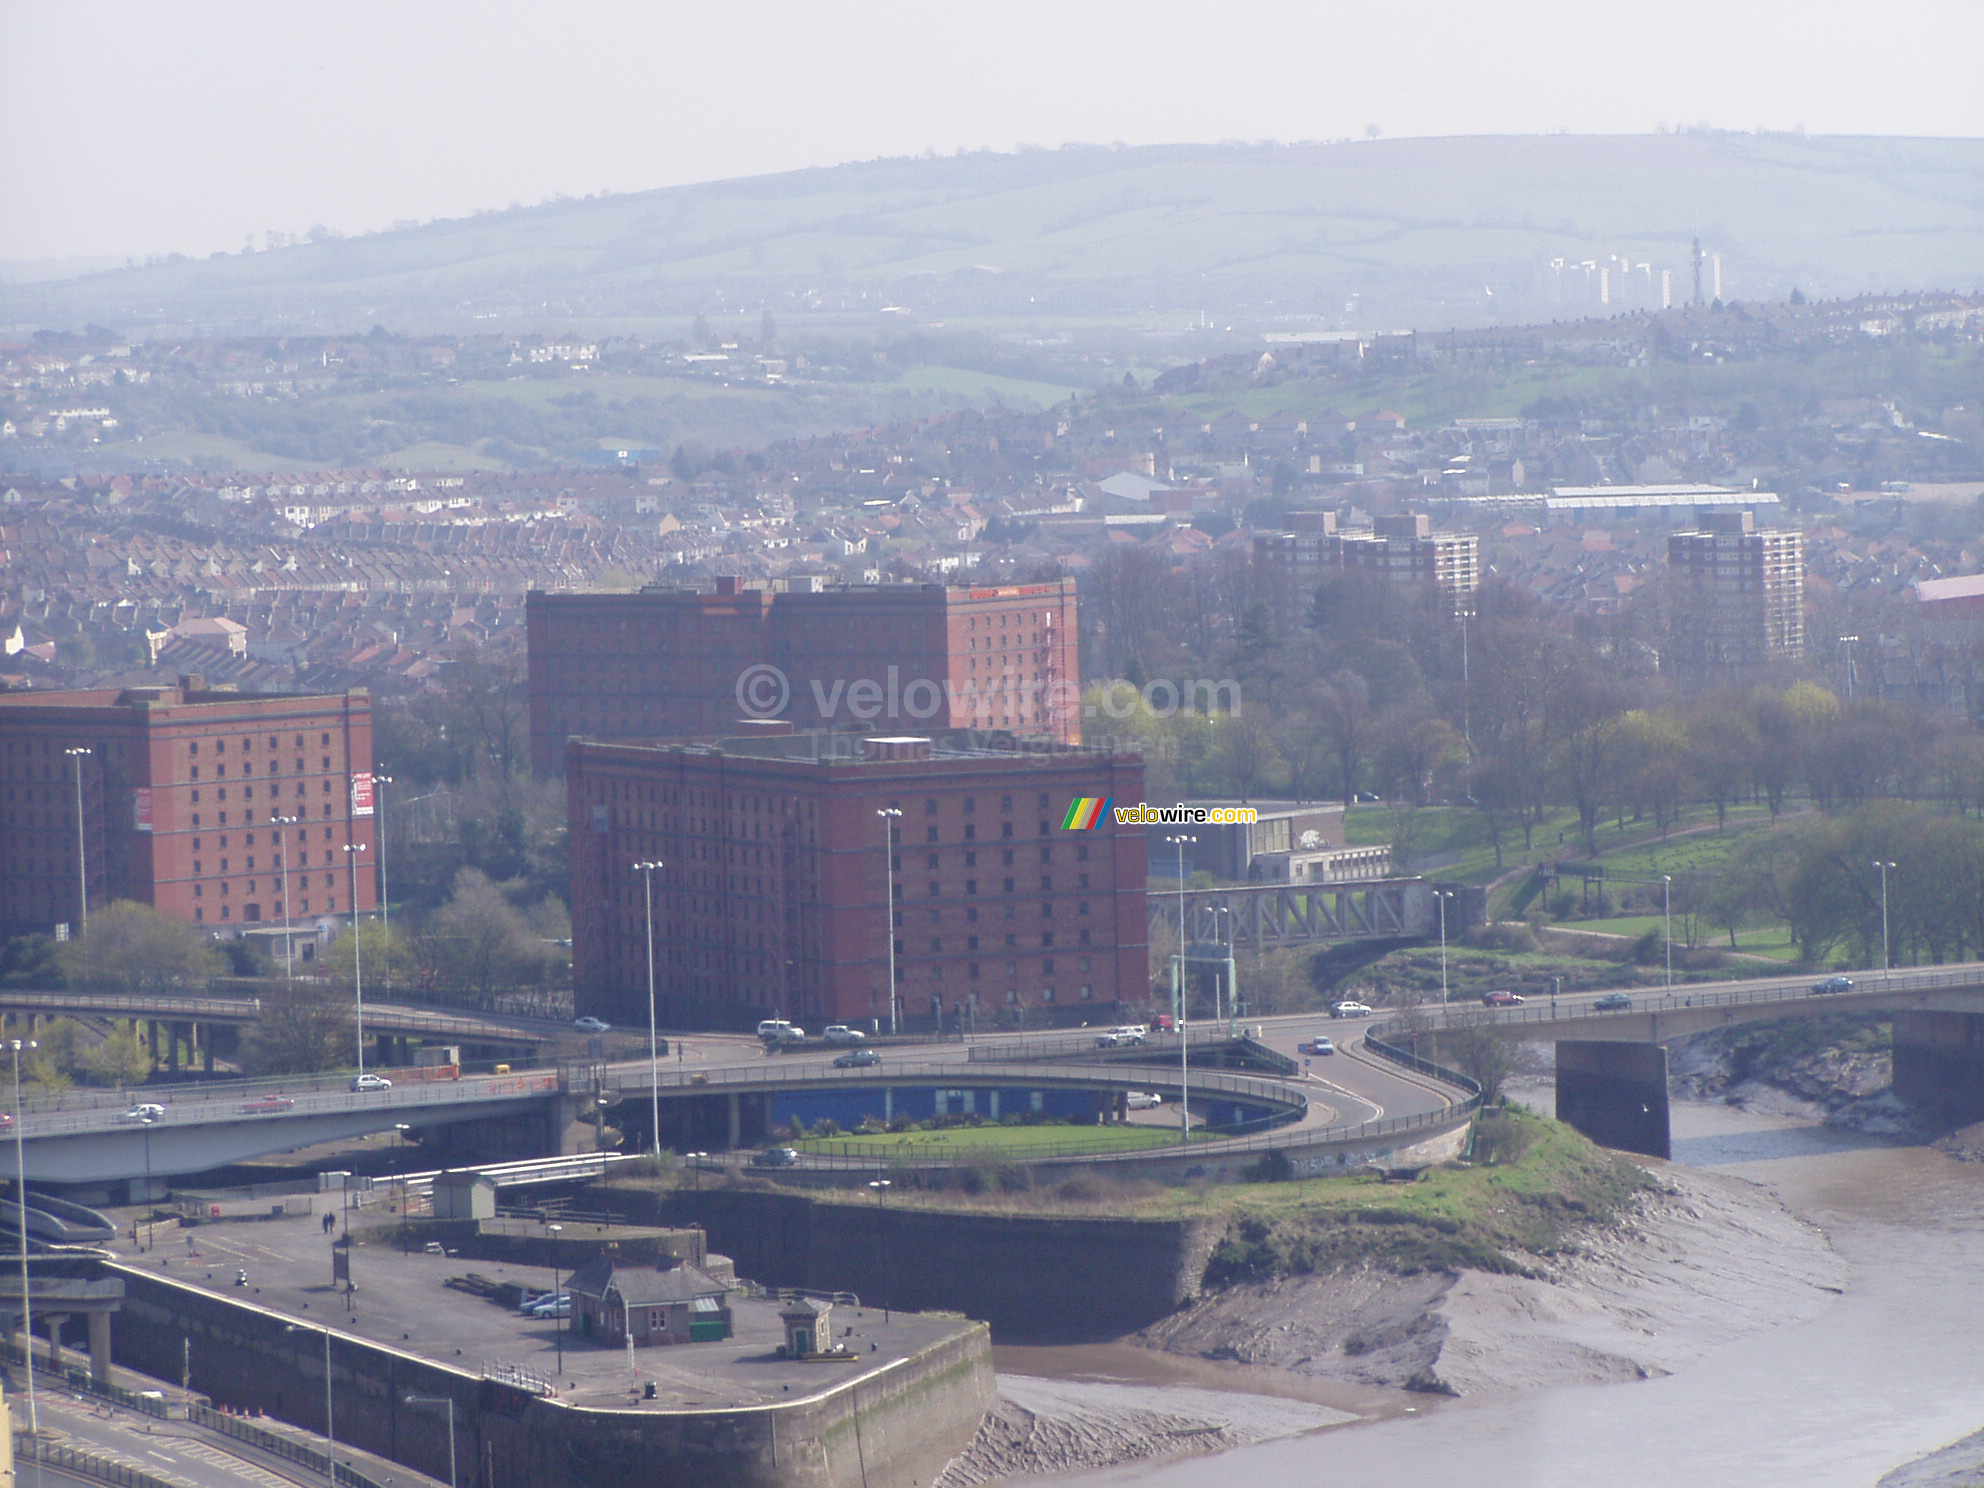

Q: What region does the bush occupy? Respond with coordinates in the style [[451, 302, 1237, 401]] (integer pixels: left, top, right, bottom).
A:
[[1464, 922, 1537, 954]]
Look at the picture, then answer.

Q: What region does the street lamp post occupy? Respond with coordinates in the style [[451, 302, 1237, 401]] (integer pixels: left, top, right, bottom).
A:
[[341, 844, 369, 1075], [632, 861, 664, 1159], [1164, 835, 1196, 1145], [546, 1222, 565, 1377], [1662, 874, 1674, 991], [284, 1324, 333, 1480], [64, 747, 91, 943], [272, 814, 299, 984], [394, 1124, 412, 1253], [1435, 890, 1454, 1003], [685, 1151, 706, 1192], [402, 1395, 457, 1488], [374, 776, 395, 998], [876, 809, 903, 1036], [11, 1038, 40, 1460], [1875, 861, 1897, 977], [866, 1179, 892, 1323]]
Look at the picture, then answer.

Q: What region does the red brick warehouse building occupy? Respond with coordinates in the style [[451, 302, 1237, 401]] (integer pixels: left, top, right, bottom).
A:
[[0, 680, 378, 939], [567, 729, 1147, 1031], [526, 578, 1081, 775]]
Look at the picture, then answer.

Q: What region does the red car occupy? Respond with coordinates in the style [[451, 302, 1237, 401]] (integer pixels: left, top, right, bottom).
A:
[[1481, 990, 1526, 1007], [241, 1096, 296, 1114]]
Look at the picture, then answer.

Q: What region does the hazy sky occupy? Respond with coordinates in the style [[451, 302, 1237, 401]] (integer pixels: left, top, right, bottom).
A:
[[4, 0, 1979, 262]]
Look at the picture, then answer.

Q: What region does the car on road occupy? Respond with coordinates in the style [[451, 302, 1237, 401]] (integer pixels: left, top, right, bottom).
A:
[[241, 1096, 296, 1114], [1125, 1091, 1164, 1110], [349, 1073, 393, 1092], [572, 1016, 611, 1034], [1306, 1036, 1335, 1055], [1093, 1026, 1147, 1047], [1331, 1001, 1374, 1019], [1481, 990, 1526, 1007], [832, 1048, 881, 1068], [1812, 975, 1855, 995], [751, 1146, 800, 1168], [1592, 993, 1634, 1012], [822, 1025, 866, 1045], [759, 1022, 808, 1045], [117, 1103, 166, 1123]]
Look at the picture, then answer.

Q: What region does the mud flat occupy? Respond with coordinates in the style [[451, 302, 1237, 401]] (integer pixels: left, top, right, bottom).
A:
[[1128, 1162, 1845, 1396], [935, 1374, 1355, 1486]]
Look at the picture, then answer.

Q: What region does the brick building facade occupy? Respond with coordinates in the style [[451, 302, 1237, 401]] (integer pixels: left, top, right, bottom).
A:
[[0, 681, 377, 938], [1666, 511, 1805, 669], [566, 730, 1147, 1031], [527, 578, 1080, 774], [1254, 511, 1480, 630]]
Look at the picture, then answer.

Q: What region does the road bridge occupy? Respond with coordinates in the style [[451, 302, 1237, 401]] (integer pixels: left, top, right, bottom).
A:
[[1149, 879, 1482, 949], [0, 986, 578, 1074], [1374, 961, 1984, 1158]]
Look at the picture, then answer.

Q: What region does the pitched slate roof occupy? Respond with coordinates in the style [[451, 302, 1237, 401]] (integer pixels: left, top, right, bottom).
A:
[[566, 1257, 727, 1307]]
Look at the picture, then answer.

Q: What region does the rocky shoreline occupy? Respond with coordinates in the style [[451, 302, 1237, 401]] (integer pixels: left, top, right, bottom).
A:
[[937, 1160, 1845, 1481]]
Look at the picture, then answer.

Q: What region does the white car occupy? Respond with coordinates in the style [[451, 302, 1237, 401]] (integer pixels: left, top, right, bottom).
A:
[[349, 1073, 393, 1092], [1125, 1091, 1164, 1110], [572, 1016, 611, 1034], [118, 1103, 166, 1123], [822, 1025, 866, 1046], [1331, 1001, 1375, 1020]]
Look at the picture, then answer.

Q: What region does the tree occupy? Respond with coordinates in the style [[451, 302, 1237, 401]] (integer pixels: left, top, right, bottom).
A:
[[414, 869, 562, 1009], [79, 1023, 153, 1086], [1314, 670, 1374, 809], [55, 901, 222, 994], [1442, 1025, 1514, 1106], [320, 922, 416, 992], [245, 982, 354, 1075]]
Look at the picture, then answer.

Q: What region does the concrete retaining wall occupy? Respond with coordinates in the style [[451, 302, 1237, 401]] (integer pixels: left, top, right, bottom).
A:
[[107, 1264, 991, 1488]]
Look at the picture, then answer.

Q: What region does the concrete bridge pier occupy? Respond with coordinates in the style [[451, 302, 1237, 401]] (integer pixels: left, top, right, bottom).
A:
[[1556, 1041, 1671, 1159], [1893, 1011, 1984, 1121]]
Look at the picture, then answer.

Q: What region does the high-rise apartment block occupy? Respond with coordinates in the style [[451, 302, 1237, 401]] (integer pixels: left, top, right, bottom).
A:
[[1253, 512, 1480, 629], [527, 579, 1080, 774], [566, 729, 1147, 1031], [0, 680, 378, 938], [1665, 511, 1805, 668]]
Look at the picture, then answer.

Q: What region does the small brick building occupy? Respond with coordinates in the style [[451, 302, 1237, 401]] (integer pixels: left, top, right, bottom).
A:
[[566, 1255, 732, 1347]]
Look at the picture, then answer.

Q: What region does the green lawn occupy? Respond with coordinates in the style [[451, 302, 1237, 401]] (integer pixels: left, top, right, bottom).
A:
[[1555, 914, 1806, 962], [890, 365, 1085, 407], [794, 1122, 1185, 1160]]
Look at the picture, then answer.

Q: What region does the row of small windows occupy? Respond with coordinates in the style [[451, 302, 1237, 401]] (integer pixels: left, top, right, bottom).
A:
[[187, 733, 332, 755]]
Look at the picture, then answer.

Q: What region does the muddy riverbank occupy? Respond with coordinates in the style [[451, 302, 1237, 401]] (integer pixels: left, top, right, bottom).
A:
[[986, 1098, 1984, 1487]]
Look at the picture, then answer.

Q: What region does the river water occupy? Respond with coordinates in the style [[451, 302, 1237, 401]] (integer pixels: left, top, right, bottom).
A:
[[1016, 1098, 1984, 1487]]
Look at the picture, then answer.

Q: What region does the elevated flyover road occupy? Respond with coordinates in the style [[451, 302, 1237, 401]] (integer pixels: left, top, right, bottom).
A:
[[0, 985, 576, 1049], [13, 1068, 564, 1184], [1383, 960, 1984, 1042]]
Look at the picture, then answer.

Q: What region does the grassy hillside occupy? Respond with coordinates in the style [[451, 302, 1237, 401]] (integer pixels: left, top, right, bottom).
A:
[[13, 134, 1981, 334]]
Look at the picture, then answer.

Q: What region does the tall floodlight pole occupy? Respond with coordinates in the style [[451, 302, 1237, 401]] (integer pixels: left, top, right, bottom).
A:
[[273, 814, 299, 984], [1165, 835, 1196, 1144], [877, 809, 903, 1036], [1841, 635, 1860, 701], [633, 861, 664, 1158], [1662, 874, 1674, 992], [12, 1038, 40, 1460], [374, 775, 395, 997], [402, 1395, 457, 1488], [1436, 890, 1453, 1003], [285, 1325, 333, 1474], [64, 747, 92, 942], [1875, 861, 1897, 977], [342, 843, 368, 1074]]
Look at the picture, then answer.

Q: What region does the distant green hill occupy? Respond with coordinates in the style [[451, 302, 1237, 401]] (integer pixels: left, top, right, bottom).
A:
[[9, 134, 1981, 334]]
